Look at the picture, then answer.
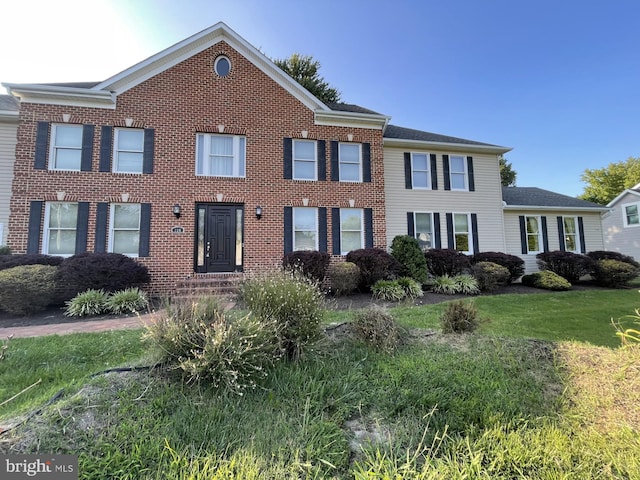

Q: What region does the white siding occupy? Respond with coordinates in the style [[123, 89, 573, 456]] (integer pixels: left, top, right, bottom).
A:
[[0, 120, 17, 245], [603, 191, 640, 261], [383, 146, 506, 253]]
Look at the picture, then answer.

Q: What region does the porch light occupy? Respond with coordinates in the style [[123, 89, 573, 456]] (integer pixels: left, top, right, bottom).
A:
[[255, 206, 263, 219], [173, 204, 182, 218]]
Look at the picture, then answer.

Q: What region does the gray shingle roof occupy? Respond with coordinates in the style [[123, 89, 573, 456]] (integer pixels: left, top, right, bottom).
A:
[[0, 95, 19, 111], [326, 102, 383, 115], [384, 124, 497, 146], [502, 187, 606, 209]]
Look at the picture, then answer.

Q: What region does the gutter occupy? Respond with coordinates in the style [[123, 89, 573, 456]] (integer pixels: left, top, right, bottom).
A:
[[384, 137, 511, 155]]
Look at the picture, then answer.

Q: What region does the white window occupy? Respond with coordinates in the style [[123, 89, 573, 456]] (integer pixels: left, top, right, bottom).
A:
[[293, 207, 318, 251], [340, 208, 363, 254], [339, 143, 361, 182], [449, 155, 468, 190], [114, 128, 144, 173], [414, 212, 433, 249], [293, 140, 317, 180], [453, 213, 472, 253], [196, 134, 246, 177], [563, 216, 580, 252], [525, 216, 542, 253], [109, 203, 141, 256], [49, 124, 82, 171], [623, 203, 640, 227], [43, 202, 77, 255], [411, 153, 431, 189]]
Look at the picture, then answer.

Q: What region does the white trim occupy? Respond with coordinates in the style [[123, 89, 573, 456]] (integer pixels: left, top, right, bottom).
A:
[[195, 133, 246, 178], [292, 139, 317, 181], [0, 110, 19, 123], [622, 201, 640, 228], [413, 211, 434, 249], [213, 55, 231, 77], [48, 124, 83, 171], [2, 83, 115, 109], [340, 208, 364, 255], [292, 207, 319, 251], [561, 216, 581, 253], [448, 154, 469, 191], [503, 205, 608, 212], [410, 153, 432, 190], [42, 201, 77, 256], [108, 203, 141, 257], [314, 109, 389, 129], [524, 215, 543, 254], [452, 212, 473, 255], [113, 127, 144, 174], [338, 142, 362, 182], [384, 137, 511, 155], [607, 188, 640, 207]]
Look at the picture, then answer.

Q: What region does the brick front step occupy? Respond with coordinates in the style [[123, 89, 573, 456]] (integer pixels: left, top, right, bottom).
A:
[[175, 273, 244, 297]]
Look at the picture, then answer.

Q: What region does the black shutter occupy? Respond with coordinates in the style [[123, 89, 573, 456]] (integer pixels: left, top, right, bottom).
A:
[[142, 128, 154, 174], [317, 140, 326, 181], [318, 207, 327, 252], [80, 125, 94, 171], [330, 141, 339, 181], [404, 152, 412, 189], [407, 212, 415, 236], [557, 216, 566, 251], [471, 213, 479, 254], [34, 122, 49, 169], [99, 126, 113, 172], [283, 138, 292, 179], [27, 201, 43, 254], [362, 143, 371, 183], [139, 203, 151, 257], [75, 202, 90, 253], [467, 156, 475, 192], [331, 208, 341, 254], [578, 217, 586, 253], [283, 206, 293, 253], [519, 215, 528, 254], [433, 212, 442, 248], [443, 155, 451, 190], [541, 216, 549, 252], [94, 202, 108, 253], [364, 208, 373, 248], [430, 154, 438, 190], [446, 213, 454, 249]]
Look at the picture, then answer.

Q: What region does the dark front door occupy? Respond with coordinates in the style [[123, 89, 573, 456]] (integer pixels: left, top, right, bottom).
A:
[[195, 204, 243, 273]]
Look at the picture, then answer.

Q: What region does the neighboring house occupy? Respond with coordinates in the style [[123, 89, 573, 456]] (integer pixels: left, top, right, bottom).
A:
[[602, 183, 640, 261], [501, 187, 608, 272], [0, 95, 19, 246]]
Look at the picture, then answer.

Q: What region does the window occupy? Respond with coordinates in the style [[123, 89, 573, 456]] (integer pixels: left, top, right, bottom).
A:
[[453, 213, 471, 253], [214, 56, 231, 77], [411, 153, 431, 189], [196, 134, 246, 177], [339, 143, 361, 182], [449, 155, 468, 190], [563, 217, 580, 252], [293, 207, 318, 250], [113, 128, 144, 173], [293, 140, 317, 180], [109, 203, 141, 256], [49, 124, 82, 170], [624, 203, 640, 227], [526, 216, 542, 253], [340, 208, 363, 254], [414, 212, 433, 249], [44, 202, 78, 255]]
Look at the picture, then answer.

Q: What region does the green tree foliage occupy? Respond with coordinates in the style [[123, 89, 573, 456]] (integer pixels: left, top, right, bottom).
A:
[[499, 156, 517, 187], [274, 53, 341, 104], [579, 157, 640, 205]]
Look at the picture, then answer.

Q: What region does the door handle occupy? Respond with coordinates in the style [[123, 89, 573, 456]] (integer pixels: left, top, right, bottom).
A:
[[206, 241, 211, 258]]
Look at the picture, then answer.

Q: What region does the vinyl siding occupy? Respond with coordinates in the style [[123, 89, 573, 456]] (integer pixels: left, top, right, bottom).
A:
[[0, 120, 17, 245], [602, 191, 640, 261], [384, 146, 506, 253]]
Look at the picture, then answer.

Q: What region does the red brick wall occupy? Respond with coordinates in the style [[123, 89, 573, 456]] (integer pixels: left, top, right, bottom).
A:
[[8, 42, 387, 294]]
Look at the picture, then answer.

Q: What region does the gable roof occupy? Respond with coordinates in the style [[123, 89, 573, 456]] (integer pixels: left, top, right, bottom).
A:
[[606, 184, 640, 207], [502, 187, 608, 212]]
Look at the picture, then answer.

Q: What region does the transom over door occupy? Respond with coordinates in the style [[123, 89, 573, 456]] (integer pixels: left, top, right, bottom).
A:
[[195, 204, 243, 273]]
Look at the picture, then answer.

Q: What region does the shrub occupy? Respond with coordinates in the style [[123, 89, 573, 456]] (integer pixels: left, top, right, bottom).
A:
[[0, 264, 57, 315], [346, 248, 402, 291], [587, 250, 640, 268], [0, 253, 63, 271], [431, 275, 460, 295], [591, 259, 639, 288], [65, 289, 109, 317], [372, 280, 405, 302], [282, 250, 330, 283], [471, 261, 511, 291], [536, 250, 594, 283], [0, 246, 11, 255], [349, 306, 403, 353], [240, 270, 325, 360], [471, 251, 525, 282], [105, 288, 149, 315], [390, 235, 428, 284], [424, 249, 471, 277], [454, 274, 480, 295], [326, 261, 360, 296], [521, 270, 571, 291], [440, 300, 481, 333], [56, 252, 151, 300], [397, 277, 424, 299]]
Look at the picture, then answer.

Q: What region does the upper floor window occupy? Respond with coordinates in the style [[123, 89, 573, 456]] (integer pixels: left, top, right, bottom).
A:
[[293, 207, 318, 251], [109, 203, 141, 256], [453, 213, 472, 254], [43, 202, 77, 255], [340, 208, 363, 254], [49, 124, 83, 171], [293, 140, 317, 180], [624, 203, 640, 227], [196, 134, 246, 177], [411, 153, 431, 189], [414, 212, 433, 249], [449, 155, 468, 190], [562, 216, 580, 252], [339, 143, 362, 182], [525, 215, 542, 253], [113, 128, 144, 173]]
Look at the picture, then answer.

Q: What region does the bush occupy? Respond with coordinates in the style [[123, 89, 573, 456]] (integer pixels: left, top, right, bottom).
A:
[[240, 270, 325, 360], [424, 249, 471, 277], [471, 251, 525, 283], [536, 250, 594, 283], [455, 274, 480, 295], [521, 270, 571, 291], [326, 261, 360, 296], [0, 253, 63, 271], [591, 259, 639, 288], [372, 280, 405, 302], [282, 250, 330, 283], [390, 235, 428, 284], [346, 248, 402, 291], [56, 252, 151, 300], [105, 288, 149, 315], [431, 275, 460, 295], [587, 250, 640, 268], [471, 261, 511, 291], [349, 306, 403, 353], [64, 289, 109, 317], [397, 277, 424, 299], [0, 246, 11, 255], [0, 264, 57, 315], [440, 300, 481, 333]]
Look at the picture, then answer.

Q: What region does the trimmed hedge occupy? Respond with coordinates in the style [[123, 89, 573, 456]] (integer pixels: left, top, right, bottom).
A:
[[471, 251, 525, 283], [326, 261, 360, 296], [587, 250, 640, 268], [424, 249, 471, 277], [591, 259, 639, 288], [0, 264, 58, 315], [0, 254, 63, 271], [282, 250, 330, 283], [536, 250, 594, 284], [471, 261, 511, 291], [521, 270, 571, 291], [346, 248, 402, 291]]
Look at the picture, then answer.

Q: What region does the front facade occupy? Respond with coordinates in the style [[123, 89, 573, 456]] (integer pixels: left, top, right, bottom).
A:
[[602, 185, 640, 260]]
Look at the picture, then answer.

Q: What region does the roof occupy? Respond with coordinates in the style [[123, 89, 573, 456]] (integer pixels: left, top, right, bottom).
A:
[[607, 185, 640, 207], [384, 124, 498, 146], [502, 187, 608, 211], [326, 103, 382, 115], [0, 95, 19, 112]]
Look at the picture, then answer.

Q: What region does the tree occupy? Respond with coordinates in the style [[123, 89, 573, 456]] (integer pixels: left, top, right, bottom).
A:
[[274, 53, 341, 104], [499, 155, 517, 187], [579, 157, 640, 205]]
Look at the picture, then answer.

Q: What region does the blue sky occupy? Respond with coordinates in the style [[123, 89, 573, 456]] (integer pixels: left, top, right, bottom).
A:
[[2, 0, 639, 198]]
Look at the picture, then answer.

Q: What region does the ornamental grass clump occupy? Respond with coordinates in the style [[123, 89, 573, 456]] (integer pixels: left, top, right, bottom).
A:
[[105, 287, 149, 315], [440, 300, 482, 333], [349, 306, 403, 353], [372, 280, 405, 302], [64, 289, 109, 317]]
